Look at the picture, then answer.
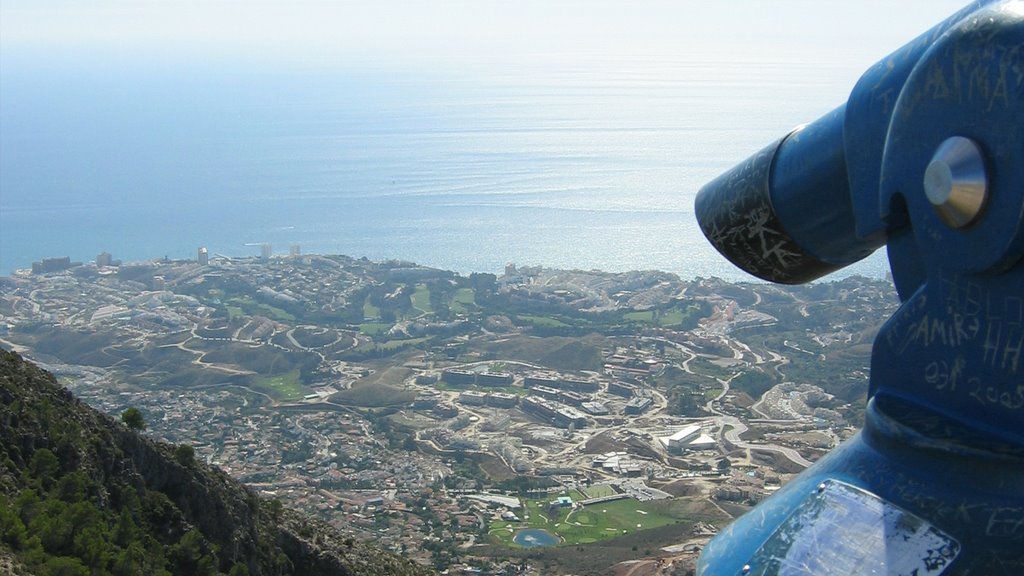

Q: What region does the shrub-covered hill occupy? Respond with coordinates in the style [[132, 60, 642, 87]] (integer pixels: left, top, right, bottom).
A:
[[0, 350, 433, 576]]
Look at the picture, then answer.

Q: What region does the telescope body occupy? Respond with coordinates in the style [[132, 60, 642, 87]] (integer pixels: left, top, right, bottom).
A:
[[695, 1, 1024, 573]]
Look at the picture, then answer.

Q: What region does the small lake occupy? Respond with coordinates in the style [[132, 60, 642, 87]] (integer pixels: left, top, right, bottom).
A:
[[513, 528, 559, 548]]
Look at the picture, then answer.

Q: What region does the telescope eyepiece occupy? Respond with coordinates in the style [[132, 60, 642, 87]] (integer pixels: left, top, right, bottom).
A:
[[695, 107, 881, 283]]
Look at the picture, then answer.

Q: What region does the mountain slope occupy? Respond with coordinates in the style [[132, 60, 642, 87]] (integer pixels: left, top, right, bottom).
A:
[[0, 350, 432, 576]]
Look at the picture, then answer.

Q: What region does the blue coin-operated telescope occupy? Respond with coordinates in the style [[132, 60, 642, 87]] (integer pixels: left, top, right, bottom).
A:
[[694, 1, 1024, 574]]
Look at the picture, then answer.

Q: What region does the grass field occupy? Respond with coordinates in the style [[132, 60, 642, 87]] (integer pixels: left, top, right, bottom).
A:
[[411, 284, 433, 316], [359, 322, 392, 336], [363, 300, 380, 320], [623, 307, 689, 327], [703, 384, 724, 401], [377, 337, 429, 351], [658, 308, 686, 326], [517, 315, 570, 328], [227, 297, 296, 322], [251, 369, 305, 401], [489, 497, 680, 547], [579, 484, 617, 499], [254, 302, 295, 322], [450, 288, 476, 314], [623, 310, 654, 323]]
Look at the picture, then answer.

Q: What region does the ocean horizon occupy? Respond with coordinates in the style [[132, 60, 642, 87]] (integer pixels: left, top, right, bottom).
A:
[[2, 1, 974, 283], [2, 55, 893, 282]]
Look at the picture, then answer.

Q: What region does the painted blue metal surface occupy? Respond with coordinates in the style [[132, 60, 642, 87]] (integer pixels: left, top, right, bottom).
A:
[[695, 1, 1024, 573]]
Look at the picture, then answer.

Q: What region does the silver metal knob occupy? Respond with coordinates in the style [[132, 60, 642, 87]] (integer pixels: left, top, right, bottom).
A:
[[923, 136, 988, 229]]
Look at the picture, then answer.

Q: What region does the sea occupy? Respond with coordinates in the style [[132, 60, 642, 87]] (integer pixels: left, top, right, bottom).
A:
[[0, 55, 892, 282]]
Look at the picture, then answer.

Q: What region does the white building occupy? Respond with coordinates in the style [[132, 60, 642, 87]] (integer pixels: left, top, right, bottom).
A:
[[659, 424, 715, 453]]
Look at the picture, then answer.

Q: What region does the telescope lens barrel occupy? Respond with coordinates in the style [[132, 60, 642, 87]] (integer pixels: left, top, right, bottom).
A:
[[695, 106, 881, 283]]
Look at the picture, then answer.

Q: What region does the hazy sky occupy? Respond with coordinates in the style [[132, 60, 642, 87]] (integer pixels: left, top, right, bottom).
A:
[[2, 1, 973, 69]]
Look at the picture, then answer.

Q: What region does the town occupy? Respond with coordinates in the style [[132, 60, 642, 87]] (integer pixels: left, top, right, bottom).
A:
[[0, 250, 898, 575]]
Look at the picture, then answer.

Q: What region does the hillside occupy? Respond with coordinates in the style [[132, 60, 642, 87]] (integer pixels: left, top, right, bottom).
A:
[[0, 350, 432, 576]]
